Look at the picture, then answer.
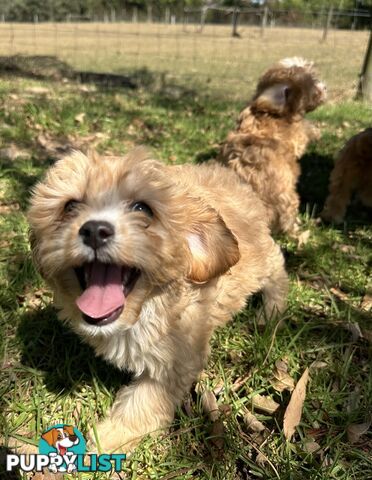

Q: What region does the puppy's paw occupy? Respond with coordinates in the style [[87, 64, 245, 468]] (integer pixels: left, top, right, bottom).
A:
[[88, 418, 139, 455]]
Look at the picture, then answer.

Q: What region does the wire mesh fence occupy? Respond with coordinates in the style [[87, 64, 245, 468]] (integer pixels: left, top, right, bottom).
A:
[[0, 7, 370, 101]]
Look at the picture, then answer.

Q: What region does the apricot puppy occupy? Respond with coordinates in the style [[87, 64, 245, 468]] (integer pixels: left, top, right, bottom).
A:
[[28, 149, 288, 453], [321, 128, 372, 223], [218, 57, 327, 234]]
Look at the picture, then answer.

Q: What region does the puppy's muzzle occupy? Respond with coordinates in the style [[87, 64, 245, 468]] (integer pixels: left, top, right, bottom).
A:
[[79, 220, 115, 250]]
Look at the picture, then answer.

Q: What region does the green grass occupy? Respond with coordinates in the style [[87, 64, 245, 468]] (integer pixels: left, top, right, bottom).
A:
[[0, 74, 371, 480]]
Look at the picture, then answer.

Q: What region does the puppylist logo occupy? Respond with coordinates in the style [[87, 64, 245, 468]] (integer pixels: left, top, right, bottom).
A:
[[6, 424, 126, 474]]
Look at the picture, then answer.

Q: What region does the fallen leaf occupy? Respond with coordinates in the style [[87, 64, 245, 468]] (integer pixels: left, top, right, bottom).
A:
[[201, 390, 220, 421], [283, 368, 310, 440], [330, 287, 349, 303], [361, 329, 372, 344], [310, 361, 328, 370], [347, 421, 371, 444], [337, 244, 355, 254], [344, 322, 363, 342], [209, 419, 225, 450], [183, 395, 193, 418], [297, 229, 311, 247], [78, 84, 97, 93], [213, 379, 224, 396], [361, 287, 372, 311], [251, 394, 279, 414], [256, 451, 267, 465], [243, 411, 266, 433], [37, 133, 69, 156], [219, 404, 232, 417], [42, 470, 64, 480], [25, 86, 50, 95], [0, 202, 20, 213], [303, 440, 322, 454], [75, 112, 86, 124], [231, 373, 251, 392], [271, 359, 295, 392], [0, 144, 30, 161]]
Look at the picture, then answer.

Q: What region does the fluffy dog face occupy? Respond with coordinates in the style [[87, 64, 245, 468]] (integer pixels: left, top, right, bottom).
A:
[[28, 149, 239, 337], [251, 57, 326, 117]]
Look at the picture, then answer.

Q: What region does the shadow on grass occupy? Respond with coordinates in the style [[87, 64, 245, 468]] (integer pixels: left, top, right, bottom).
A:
[[16, 306, 130, 395], [0, 54, 136, 89], [0, 157, 45, 210], [0, 54, 202, 97], [0, 447, 21, 479]]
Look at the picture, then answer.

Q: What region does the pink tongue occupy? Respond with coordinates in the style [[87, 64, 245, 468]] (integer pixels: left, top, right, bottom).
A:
[[76, 262, 124, 319]]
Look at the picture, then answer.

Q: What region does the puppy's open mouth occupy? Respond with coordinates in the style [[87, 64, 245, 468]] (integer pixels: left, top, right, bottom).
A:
[[74, 261, 140, 326]]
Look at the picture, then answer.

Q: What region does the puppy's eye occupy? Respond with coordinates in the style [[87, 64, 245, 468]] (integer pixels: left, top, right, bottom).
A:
[[131, 201, 153, 218], [64, 200, 80, 215]]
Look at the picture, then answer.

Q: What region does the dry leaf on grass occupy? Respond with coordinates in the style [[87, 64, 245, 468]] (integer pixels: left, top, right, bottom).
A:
[[0, 144, 30, 161], [231, 373, 251, 392], [183, 395, 194, 418], [303, 440, 322, 454], [310, 361, 328, 370], [74, 112, 86, 124], [271, 359, 295, 393], [361, 329, 372, 344], [0, 202, 20, 214], [330, 287, 349, 303], [297, 229, 311, 248], [212, 379, 225, 396], [243, 411, 266, 433], [33, 472, 64, 480], [361, 288, 372, 311], [200, 389, 225, 451], [25, 86, 50, 95], [251, 394, 279, 414], [201, 390, 220, 422], [283, 368, 310, 441], [209, 419, 225, 451], [344, 322, 363, 342], [347, 421, 371, 444]]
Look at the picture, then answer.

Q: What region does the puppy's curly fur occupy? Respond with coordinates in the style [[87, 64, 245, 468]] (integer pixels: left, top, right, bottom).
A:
[[218, 57, 327, 234], [28, 149, 288, 453], [321, 128, 372, 223]]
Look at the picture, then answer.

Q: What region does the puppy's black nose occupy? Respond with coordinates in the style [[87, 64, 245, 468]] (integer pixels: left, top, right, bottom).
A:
[[79, 220, 115, 249]]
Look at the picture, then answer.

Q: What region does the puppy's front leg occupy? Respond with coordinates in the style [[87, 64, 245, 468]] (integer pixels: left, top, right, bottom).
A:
[[90, 374, 176, 454]]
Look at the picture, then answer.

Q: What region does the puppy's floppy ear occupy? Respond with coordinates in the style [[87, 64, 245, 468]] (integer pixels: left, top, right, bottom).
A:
[[186, 204, 240, 283], [252, 83, 290, 113], [41, 428, 58, 446]]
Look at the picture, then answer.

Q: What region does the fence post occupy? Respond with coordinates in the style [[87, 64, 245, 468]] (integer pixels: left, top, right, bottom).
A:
[[322, 6, 334, 42], [147, 4, 153, 23], [356, 30, 372, 102], [165, 7, 170, 24], [199, 7, 207, 32], [261, 6, 269, 37], [232, 7, 241, 38], [132, 6, 138, 23]]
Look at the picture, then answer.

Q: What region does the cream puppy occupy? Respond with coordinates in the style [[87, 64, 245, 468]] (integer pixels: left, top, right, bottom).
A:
[[28, 148, 288, 453]]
